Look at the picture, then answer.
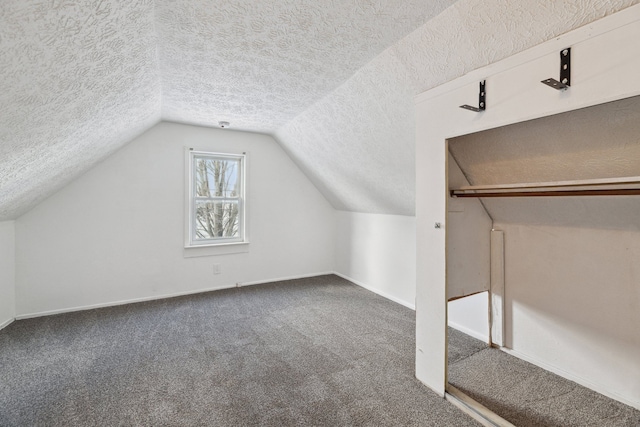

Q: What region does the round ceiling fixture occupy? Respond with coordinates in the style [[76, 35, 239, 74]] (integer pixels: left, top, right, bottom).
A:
[[218, 121, 230, 128]]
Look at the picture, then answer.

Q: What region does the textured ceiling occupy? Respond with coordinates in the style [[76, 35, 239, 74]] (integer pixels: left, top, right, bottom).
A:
[[276, 49, 418, 214], [1, 0, 639, 220], [156, 0, 457, 132], [277, 0, 640, 216], [449, 95, 640, 230], [0, 0, 161, 220]]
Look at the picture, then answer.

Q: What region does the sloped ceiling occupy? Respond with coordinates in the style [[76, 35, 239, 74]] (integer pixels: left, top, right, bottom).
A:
[[156, 0, 457, 132], [277, 0, 640, 215], [0, 0, 161, 220], [1, 0, 638, 220]]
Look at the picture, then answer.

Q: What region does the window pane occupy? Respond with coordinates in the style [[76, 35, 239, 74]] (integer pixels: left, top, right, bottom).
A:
[[194, 157, 240, 198], [194, 200, 240, 239]]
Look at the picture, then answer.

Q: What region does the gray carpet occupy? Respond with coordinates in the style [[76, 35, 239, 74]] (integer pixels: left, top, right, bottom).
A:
[[0, 275, 479, 426], [448, 327, 640, 427]]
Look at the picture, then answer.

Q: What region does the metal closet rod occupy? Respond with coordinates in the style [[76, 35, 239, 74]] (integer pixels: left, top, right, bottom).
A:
[[450, 176, 640, 198], [451, 189, 640, 198]]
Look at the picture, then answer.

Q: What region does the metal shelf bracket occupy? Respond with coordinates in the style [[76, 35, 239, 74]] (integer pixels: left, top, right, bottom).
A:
[[542, 48, 571, 90], [460, 81, 486, 112]]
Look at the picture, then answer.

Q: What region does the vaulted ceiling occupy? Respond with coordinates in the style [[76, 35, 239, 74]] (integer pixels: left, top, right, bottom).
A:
[[1, 0, 637, 220]]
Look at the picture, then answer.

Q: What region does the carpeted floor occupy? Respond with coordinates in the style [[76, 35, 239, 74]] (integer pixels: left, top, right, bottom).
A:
[[447, 327, 640, 427], [0, 275, 479, 426]]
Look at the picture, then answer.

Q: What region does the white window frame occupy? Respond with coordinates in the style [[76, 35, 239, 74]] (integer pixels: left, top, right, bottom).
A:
[[185, 149, 247, 248]]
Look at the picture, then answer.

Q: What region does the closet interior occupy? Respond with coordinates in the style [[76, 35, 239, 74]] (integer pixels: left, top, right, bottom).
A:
[[445, 94, 640, 423]]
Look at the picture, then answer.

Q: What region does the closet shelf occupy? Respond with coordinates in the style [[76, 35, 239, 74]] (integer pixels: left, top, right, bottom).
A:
[[450, 176, 640, 198]]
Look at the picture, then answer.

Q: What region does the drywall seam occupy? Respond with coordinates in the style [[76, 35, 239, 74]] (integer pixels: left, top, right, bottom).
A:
[[501, 347, 640, 411], [333, 271, 415, 310]]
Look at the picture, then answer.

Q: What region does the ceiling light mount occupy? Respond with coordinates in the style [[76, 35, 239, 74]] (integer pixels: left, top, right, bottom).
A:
[[218, 121, 230, 128]]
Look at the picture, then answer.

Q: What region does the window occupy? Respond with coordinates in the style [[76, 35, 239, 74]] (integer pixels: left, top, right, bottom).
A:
[[187, 150, 245, 247]]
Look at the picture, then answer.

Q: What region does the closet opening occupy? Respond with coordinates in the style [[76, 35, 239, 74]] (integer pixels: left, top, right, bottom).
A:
[[445, 95, 640, 425]]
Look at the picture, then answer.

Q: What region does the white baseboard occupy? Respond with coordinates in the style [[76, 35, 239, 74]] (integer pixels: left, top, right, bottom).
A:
[[16, 284, 237, 320], [237, 271, 334, 287], [333, 271, 415, 310], [448, 321, 489, 343], [501, 347, 640, 411], [0, 317, 15, 331], [15, 272, 333, 320]]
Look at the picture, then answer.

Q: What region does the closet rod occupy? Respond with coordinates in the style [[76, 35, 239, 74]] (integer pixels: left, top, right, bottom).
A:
[[451, 176, 640, 198], [454, 176, 640, 192], [451, 188, 640, 198]]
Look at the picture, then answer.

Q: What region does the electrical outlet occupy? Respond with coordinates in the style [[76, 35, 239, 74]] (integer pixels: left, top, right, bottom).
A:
[[213, 264, 221, 275]]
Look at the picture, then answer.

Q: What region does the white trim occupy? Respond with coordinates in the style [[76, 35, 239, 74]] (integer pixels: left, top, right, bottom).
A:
[[183, 241, 250, 258], [185, 148, 247, 248], [236, 271, 334, 287], [16, 284, 237, 320], [448, 321, 489, 343], [13, 271, 417, 326], [14, 272, 332, 320], [415, 3, 640, 105], [415, 4, 640, 397], [490, 230, 504, 347], [0, 317, 15, 331], [500, 347, 640, 411], [333, 271, 416, 310], [183, 240, 249, 250]]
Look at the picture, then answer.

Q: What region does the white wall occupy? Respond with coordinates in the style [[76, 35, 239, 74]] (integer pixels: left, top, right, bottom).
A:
[[447, 292, 489, 343], [415, 4, 640, 403], [334, 211, 415, 309], [496, 223, 640, 408], [15, 122, 335, 317], [0, 221, 15, 328], [446, 90, 640, 406], [446, 153, 492, 300]]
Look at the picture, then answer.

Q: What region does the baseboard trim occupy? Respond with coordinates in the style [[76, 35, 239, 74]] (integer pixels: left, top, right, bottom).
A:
[[500, 347, 640, 411], [14, 271, 417, 324], [333, 271, 415, 310], [16, 284, 237, 320], [15, 271, 334, 320], [0, 317, 15, 331], [448, 321, 489, 343], [236, 271, 334, 287]]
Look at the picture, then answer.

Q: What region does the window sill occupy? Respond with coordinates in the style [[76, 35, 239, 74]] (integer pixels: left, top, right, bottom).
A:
[[183, 241, 250, 258]]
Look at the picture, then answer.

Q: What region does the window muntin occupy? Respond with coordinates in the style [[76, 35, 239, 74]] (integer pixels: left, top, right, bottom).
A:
[[189, 151, 245, 246]]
